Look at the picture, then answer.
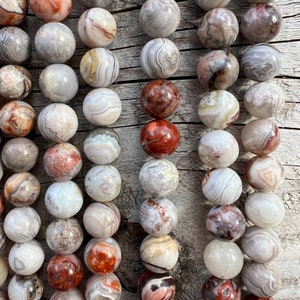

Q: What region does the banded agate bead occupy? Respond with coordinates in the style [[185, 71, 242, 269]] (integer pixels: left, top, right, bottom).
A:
[[194, 0, 230, 11], [0, 0, 27, 26], [51, 288, 85, 300]]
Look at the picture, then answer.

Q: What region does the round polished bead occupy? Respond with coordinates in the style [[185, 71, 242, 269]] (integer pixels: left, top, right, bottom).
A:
[[198, 130, 239, 168], [245, 192, 285, 228], [241, 44, 282, 82], [139, 159, 179, 197], [140, 79, 180, 119], [0, 0, 27, 26], [245, 155, 284, 192], [197, 50, 239, 90], [198, 90, 239, 129], [83, 88, 122, 126], [0, 256, 8, 287], [139, 0, 180, 38], [84, 128, 121, 165], [140, 120, 180, 158], [242, 262, 281, 298], [240, 5, 282, 43], [194, 0, 230, 11], [84, 238, 122, 275], [140, 234, 179, 273], [203, 239, 244, 279], [140, 197, 178, 236], [140, 38, 180, 79], [50, 288, 85, 300]]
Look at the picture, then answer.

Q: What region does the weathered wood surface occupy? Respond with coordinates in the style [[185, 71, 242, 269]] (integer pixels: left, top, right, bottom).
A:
[[0, 0, 299, 299]]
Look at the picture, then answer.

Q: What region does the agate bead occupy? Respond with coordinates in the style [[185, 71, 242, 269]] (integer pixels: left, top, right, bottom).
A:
[[198, 90, 239, 129], [83, 202, 121, 239], [140, 79, 180, 119], [43, 143, 82, 181], [85, 274, 122, 300], [47, 254, 84, 291], [202, 276, 241, 300], [244, 192, 285, 228], [241, 226, 282, 263], [80, 48, 119, 88], [203, 239, 244, 279], [139, 159, 179, 197], [242, 262, 281, 298], [1, 137, 39, 172], [39, 64, 79, 103], [84, 238, 122, 275], [30, 0, 72, 22], [197, 8, 238, 49], [0, 27, 30, 64], [197, 50, 239, 90], [140, 120, 180, 158], [140, 197, 178, 236], [198, 130, 239, 168], [140, 38, 180, 79], [139, 0, 180, 38], [50, 289, 85, 300], [78, 8, 117, 48], [140, 234, 179, 273], [0, 256, 8, 287], [194, 0, 230, 11], [138, 270, 176, 300], [84, 128, 121, 165], [0, 0, 27, 26], [45, 181, 83, 218], [38, 103, 78, 142], [241, 44, 282, 82], [85, 165, 122, 202], [83, 88, 122, 126], [46, 218, 84, 254], [81, 0, 111, 8], [240, 5, 282, 43], [245, 155, 284, 192], [34, 22, 76, 64], [0, 100, 35, 137]]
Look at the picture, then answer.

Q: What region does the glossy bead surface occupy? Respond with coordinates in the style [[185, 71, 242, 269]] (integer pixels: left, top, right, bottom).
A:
[[206, 205, 246, 241], [197, 50, 239, 90], [84, 238, 122, 275], [50, 288, 85, 300], [83, 202, 121, 239], [138, 270, 176, 300], [194, 0, 230, 11], [85, 274, 122, 300], [78, 8, 116, 48], [9, 240, 45, 276], [85, 165, 122, 202], [139, 159, 179, 197], [38, 103, 78, 142], [1, 137, 39, 172], [35, 22, 76, 63], [241, 44, 282, 82], [140, 38, 180, 79], [245, 155, 284, 192], [241, 226, 282, 263], [0, 256, 8, 287], [140, 235, 178, 273], [140, 120, 180, 158], [140, 79, 180, 119], [46, 218, 84, 254], [0, 0, 27, 26], [140, 197, 178, 236], [39, 64, 79, 103], [0, 65, 32, 101], [242, 262, 281, 298], [202, 276, 241, 300], [203, 239, 244, 279], [139, 0, 180, 38], [245, 192, 285, 228], [0, 100, 35, 137], [45, 181, 83, 218], [47, 254, 84, 291], [84, 128, 121, 165], [0, 27, 30, 64], [240, 5, 282, 43], [198, 90, 239, 129], [83, 88, 122, 126], [80, 48, 119, 88]]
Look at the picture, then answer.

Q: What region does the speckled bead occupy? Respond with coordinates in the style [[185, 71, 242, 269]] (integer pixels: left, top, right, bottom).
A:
[[0, 0, 27, 26], [0, 256, 8, 287], [241, 44, 282, 82], [51, 288, 85, 300], [139, 0, 180, 38], [194, 0, 230, 11], [140, 38, 180, 79]]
